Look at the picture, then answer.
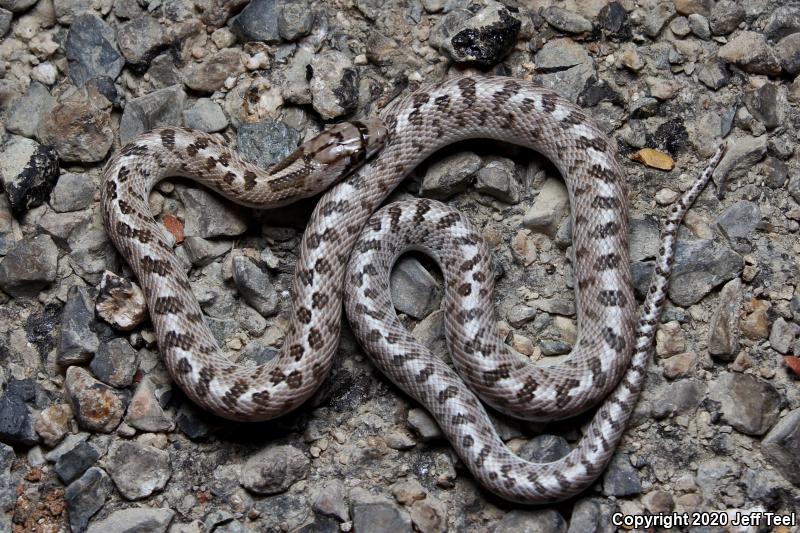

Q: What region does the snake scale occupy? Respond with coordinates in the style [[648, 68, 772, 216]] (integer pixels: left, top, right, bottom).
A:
[[102, 76, 725, 503]]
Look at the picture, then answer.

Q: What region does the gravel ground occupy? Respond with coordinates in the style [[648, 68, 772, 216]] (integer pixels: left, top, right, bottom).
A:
[[1, 0, 800, 531]]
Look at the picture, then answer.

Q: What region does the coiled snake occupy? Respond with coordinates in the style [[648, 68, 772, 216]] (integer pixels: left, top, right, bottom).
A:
[[102, 76, 725, 503]]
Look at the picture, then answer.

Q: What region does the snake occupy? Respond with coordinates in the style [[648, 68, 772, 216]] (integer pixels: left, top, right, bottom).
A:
[[102, 75, 725, 504]]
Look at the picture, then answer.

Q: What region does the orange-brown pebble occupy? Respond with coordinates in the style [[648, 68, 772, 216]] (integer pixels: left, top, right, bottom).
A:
[[630, 148, 675, 170], [163, 214, 184, 243]]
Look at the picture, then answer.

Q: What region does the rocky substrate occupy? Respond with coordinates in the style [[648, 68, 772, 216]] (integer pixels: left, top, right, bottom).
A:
[[1, 0, 800, 531]]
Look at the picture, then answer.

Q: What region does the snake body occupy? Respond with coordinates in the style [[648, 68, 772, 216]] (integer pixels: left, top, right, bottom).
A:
[[102, 76, 724, 503]]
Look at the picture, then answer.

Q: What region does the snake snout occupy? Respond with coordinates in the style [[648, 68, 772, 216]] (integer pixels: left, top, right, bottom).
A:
[[359, 117, 389, 158]]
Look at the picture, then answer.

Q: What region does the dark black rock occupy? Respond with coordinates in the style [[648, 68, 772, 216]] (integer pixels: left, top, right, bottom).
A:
[[327, 370, 373, 413], [54, 440, 100, 484], [450, 8, 521, 67], [598, 1, 630, 38], [430, 9, 472, 52], [25, 303, 63, 357], [330, 68, 359, 116], [0, 392, 37, 446], [578, 78, 624, 107], [231, 0, 281, 44], [649, 118, 689, 155], [0, 136, 59, 217], [65, 13, 125, 87], [64, 467, 112, 533]]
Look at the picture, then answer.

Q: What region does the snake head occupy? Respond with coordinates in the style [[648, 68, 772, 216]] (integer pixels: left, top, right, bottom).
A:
[[305, 118, 389, 171], [262, 118, 389, 200]]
